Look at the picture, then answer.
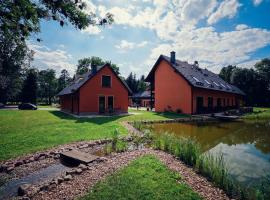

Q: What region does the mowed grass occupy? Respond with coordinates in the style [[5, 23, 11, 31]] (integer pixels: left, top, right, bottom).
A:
[[243, 107, 270, 120], [81, 155, 202, 200], [0, 109, 187, 161]]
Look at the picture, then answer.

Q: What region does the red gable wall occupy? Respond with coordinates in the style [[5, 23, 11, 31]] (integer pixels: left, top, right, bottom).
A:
[[155, 60, 193, 114], [79, 66, 128, 114]]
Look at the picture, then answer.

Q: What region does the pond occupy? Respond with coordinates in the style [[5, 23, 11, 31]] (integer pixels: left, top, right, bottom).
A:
[[147, 119, 270, 186]]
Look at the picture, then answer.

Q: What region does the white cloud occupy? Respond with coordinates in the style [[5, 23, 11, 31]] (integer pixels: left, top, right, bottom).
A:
[[81, 26, 101, 35], [115, 40, 148, 51], [235, 24, 249, 31], [147, 26, 270, 73], [207, 0, 241, 25], [253, 0, 263, 6], [28, 42, 76, 76]]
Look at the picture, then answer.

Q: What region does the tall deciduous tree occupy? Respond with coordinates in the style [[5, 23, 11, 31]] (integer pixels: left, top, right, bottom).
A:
[[58, 69, 71, 92], [21, 68, 38, 104], [0, 0, 114, 42], [0, 33, 33, 103], [38, 69, 57, 105], [76, 56, 119, 75], [219, 65, 236, 83], [220, 59, 270, 107]]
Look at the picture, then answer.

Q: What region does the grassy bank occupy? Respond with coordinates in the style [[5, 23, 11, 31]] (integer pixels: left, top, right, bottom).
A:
[[243, 107, 270, 120], [81, 155, 202, 200], [0, 109, 186, 161], [146, 131, 270, 200]]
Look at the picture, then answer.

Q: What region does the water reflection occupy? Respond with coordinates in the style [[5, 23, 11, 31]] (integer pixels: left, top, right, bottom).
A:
[[148, 120, 270, 184]]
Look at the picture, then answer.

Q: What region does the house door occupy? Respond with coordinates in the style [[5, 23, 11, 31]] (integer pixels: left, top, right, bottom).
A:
[[217, 98, 222, 111], [99, 96, 105, 113], [108, 96, 114, 113], [196, 97, 204, 114]]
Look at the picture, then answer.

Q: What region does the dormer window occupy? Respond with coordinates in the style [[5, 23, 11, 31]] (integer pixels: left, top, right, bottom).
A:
[[102, 75, 111, 88]]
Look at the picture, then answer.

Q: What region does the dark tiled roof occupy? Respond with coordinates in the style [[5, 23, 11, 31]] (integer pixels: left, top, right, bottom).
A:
[[57, 64, 132, 96], [132, 91, 151, 99], [146, 55, 245, 95]]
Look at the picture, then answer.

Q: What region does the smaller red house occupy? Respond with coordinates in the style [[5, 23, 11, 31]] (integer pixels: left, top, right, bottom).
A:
[[129, 90, 152, 107], [58, 63, 132, 115]]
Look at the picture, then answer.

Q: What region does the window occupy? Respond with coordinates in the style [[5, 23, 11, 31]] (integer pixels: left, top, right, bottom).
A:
[[213, 81, 219, 87], [220, 83, 226, 88], [102, 75, 111, 88], [208, 97, 213, 108], [205, 79, 210, 84], [192, 76, 200, 82]]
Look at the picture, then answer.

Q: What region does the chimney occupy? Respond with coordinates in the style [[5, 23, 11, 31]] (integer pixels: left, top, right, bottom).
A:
[[91, 63, 97, 74], [170, 51, 176, 64]]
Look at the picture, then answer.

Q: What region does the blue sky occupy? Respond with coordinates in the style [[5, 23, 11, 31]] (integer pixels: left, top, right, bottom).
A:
[[29, 0, 270, 78]]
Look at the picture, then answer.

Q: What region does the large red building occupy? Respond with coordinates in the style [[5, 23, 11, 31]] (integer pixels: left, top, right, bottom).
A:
[[145, 52, 245, 114], [58, 64, 131, 115]]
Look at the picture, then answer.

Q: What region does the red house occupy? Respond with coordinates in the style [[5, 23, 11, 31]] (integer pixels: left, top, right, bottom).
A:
[[58, 63, 132, 115], [145, 52, 245, 114]]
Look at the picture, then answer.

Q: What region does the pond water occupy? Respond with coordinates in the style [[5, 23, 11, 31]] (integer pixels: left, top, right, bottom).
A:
[[148, 119, 270, 186]]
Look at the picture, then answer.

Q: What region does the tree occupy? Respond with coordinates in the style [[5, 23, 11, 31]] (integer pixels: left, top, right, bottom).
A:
[[230, 67, 269, 106], [255, 59, 270, 89], [137, 75, 147, 92], [0, 33, 33, 103], [125, 73, 147, 94], [219, 65, 236, 83], [21, 68, 38, 104], [0, 0, 114, 42], [58, 69, 71, 92], [0, 1, 113, 103], [76, 56, 120, 75], [38, 69, 57, 105]]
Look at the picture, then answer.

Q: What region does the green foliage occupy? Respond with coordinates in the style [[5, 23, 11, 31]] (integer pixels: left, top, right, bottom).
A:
[[76, 56, 120, 75], [219, 59, 270, 107], [57, 69, 72, 92], [125, 72, 147, 94], [21, 68, 38, 104], [151, 133, 200, 166], [103, 129, 127, 155], [0, 0, 113, 41], [0, 33, 32, 103], [38, 69, 57, 104], [219, 65, 236, 83], [81, 155, 202, 200]]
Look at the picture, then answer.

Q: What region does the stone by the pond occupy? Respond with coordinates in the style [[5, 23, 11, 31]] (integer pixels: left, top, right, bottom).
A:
[[64, 175, 72, 181], [60, 150, 99, 164], [40, 183, 49, 191], [57, 177, 64, 184], [75, 168, 82, 174], [78, 164, 88, 170], [18, 184, 32, 196], [15, 161, 23, 167], [7, 166, 14, 173]]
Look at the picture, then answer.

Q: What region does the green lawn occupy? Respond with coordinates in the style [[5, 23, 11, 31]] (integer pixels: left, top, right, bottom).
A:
[[0, 109, 187, 161], [81, 155, 201, 200], [243, 107, 270, 120]]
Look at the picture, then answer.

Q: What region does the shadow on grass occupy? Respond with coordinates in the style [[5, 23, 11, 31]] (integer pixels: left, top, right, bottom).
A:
[[49, 110, 189, 125], [49, 110, 127, 125]]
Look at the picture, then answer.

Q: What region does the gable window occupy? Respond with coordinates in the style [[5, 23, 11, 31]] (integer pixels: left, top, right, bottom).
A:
[[102, 75, 111, 88]]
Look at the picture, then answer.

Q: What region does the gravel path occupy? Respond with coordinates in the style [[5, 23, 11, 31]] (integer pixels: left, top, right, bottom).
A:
[[31, 149, 230, 200]]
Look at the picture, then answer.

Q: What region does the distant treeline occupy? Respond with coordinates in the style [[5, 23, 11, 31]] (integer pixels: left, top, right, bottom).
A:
[[219, 58, 270, 107]]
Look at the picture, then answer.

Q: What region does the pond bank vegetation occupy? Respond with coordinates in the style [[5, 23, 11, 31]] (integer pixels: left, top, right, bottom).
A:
[[134, 125, 270, 200]]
